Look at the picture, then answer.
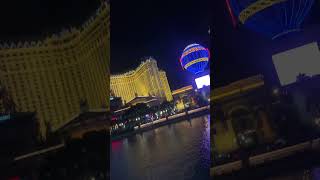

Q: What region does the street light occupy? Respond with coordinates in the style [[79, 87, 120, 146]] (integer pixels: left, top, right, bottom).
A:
[[272, 87, 280, 96]]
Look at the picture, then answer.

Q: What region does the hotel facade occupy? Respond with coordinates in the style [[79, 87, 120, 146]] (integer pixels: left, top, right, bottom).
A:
[[0, 3, 110, 138], [111, 58, 173, 104]]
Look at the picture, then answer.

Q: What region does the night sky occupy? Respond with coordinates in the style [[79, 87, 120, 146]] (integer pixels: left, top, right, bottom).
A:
[[0, 0, 100, 41], [1, 0, 318, 89], [211, 0, 320, 88], [111, 0, 211, 90]]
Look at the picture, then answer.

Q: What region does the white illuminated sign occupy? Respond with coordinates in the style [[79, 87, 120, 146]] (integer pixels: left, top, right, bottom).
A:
[[272, 42, 320, 86], [195, 75, 210, 89]]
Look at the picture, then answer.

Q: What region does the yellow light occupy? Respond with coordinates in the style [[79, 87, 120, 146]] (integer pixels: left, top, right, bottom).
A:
[[239, 0, 286, 24], [183, 58, 209, 69]]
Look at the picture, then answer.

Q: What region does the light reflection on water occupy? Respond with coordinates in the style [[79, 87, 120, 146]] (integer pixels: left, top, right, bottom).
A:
[[111, 115, 210, 180]]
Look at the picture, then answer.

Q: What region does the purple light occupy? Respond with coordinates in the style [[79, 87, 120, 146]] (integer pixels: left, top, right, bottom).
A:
[[195, 75, 210, 89], [313, 168, 320, 180]]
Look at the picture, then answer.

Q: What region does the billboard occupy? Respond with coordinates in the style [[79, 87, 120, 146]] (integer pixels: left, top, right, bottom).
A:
[[272, 42, 320, 86], [195, 74, 210, 89]]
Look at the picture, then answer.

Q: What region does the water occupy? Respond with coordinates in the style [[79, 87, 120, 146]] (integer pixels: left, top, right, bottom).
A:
[[111, 115, 210, 180]]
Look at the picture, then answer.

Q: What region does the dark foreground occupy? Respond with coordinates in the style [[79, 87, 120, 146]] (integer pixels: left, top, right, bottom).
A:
[[213, 149, 320, 180], [0, 130, 109, 180]]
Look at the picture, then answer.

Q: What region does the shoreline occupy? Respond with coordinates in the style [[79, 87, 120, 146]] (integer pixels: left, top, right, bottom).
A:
[[111, 105, 210, 141]]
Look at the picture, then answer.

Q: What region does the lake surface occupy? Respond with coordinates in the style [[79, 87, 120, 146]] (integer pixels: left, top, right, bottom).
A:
[[111, 115, 210, 180]]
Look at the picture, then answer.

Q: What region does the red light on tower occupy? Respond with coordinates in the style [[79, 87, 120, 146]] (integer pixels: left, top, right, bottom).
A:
[[9, 177, 20, 180], [226, 0, 237, 28]]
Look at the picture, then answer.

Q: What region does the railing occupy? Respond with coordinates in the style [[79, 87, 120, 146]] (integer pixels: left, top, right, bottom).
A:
[[14, 143, 65, 161], [211, 138, 320, 176], [249, 142, 310, 166], [138, 106, 210, 129], [211, 160, 242, 176]]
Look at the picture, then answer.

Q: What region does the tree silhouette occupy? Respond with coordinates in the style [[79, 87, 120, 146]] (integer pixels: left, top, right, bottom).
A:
[[80, 99, 88, 112], [297, 73, 310, 82]]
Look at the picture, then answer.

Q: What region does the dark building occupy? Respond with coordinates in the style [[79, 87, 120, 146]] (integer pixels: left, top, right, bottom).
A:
[[110, 96, 123, 112], [0, 112, 39, 158], [172, 85, 196, 110], [283, 75, 320, 130], [196, 85, 210, 102], [57, 109, 109, 140]]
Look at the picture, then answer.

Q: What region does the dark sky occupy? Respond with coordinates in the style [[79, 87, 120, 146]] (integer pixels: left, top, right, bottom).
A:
[[111, 0, 211, 90], [211, 0, 320, 88], [0, 0, 100, 41]]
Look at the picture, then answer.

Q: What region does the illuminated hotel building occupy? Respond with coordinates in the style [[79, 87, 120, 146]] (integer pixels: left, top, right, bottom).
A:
[[111, 58, 173, 104], [159, 71, 173, 102], [172, 85, 195, 111], [0, 3, 110, 138]]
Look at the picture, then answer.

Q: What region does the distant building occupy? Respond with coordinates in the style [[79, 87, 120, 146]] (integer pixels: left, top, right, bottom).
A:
[[110, 58, 172, 104], [284, 75, 320, 127], [127, 96, 161, 107], [172, 85, 195, 110], [0, 3, 110, 137], [110, 96, 123, 112]]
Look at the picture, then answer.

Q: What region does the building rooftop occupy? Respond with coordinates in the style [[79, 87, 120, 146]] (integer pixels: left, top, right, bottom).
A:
[[111, 57, 157, 77], [57, 109, 108, 133], [126, 96, 159, 106], [172, 85, 193, 96], [212, 75, 265, 101]]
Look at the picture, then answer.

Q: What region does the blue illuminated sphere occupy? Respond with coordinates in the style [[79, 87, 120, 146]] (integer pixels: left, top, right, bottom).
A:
[[228, 0, 315, 39], [180, 44, 210, 75]]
